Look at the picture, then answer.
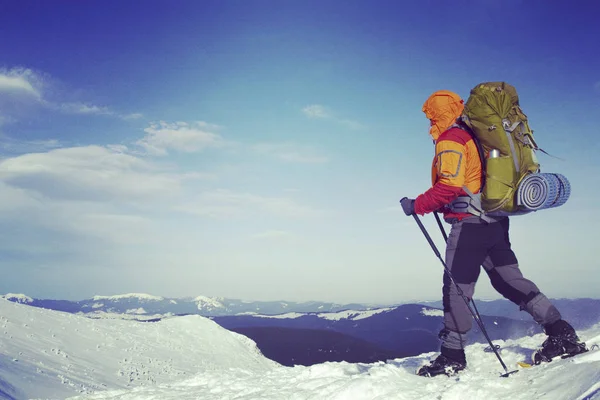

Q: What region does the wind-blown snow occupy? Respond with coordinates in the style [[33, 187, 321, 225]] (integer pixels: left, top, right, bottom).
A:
[[92, 294, 164, 302], [1, 299, 599, 400]]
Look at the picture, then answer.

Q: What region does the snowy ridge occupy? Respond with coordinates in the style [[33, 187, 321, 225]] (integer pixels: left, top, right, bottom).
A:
[[92, 294, 164, 302], [77, 311, 172, 321], [125, 308, 146, 315], [67, 325, 600, 400], [315, 308, 394, 321], [253, 312, 305, 319], [193, 295, 224, 310], [1, 294, 33, 304], [250, 307, 394, 321], [0, 299, 275, 400], [421, 307, 444, 317]]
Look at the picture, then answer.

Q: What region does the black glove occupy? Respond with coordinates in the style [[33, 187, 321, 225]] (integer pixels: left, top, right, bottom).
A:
[[400, 197, 415, 216]]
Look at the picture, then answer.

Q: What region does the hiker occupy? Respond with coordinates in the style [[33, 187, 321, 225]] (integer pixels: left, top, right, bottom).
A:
[[399, 89, 587, 377]]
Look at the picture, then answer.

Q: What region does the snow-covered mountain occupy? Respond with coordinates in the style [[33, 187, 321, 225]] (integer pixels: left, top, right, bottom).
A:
[[5, 293, 598, 331], [1, 298, 599, 400], [1, 293, 378, 317], [0, 298, 276, 399], [213, 303, 541, 365]]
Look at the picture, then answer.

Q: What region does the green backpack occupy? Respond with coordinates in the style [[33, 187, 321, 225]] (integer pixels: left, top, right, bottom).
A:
[[459, 82, 541, 215]]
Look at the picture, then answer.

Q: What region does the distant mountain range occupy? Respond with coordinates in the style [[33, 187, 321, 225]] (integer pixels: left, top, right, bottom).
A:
[[3, 293, 598, 367], [0, 293, 377, 317], [214, 303, 540, 365]]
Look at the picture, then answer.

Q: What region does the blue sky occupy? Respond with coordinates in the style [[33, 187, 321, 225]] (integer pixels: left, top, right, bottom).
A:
[[0, 1, 599, 303]]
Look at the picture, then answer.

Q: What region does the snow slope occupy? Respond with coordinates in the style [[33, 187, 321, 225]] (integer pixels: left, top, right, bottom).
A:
[[1, 298, 599, 400], [69, 335, 600, 400], [0, 299, 276, 399]]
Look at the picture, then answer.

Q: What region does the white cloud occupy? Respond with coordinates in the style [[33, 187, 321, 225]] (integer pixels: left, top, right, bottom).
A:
[[0, 181, 42, 212], [137, 121, 227, 156], [0, 137, 61, 153], [0, 67, 43, 98], [302, 104, 330, 119], [301, 104, 365, 130], [122, 113, 144, 120], [0, 145, 197, 202], [47, 103, 143, 120], [62, 212, 156, 245], [177, 189, 321, 218], [252, 143, 328, 164], [0, 67, 140, 121], [0, 142, 217, 251], [50, 102, 113, 116]]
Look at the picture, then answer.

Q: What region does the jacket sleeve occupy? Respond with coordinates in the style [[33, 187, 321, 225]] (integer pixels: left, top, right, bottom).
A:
[[414, 139, 466, 215]]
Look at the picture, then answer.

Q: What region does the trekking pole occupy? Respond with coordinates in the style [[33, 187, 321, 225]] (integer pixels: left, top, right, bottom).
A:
[[412, 213, 517, 377], [433, 212, 493, 350], [434, 212, 448, 242]]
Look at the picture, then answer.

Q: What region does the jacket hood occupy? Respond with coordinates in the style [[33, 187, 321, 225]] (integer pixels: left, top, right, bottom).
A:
[[422, 90, 464, 141]]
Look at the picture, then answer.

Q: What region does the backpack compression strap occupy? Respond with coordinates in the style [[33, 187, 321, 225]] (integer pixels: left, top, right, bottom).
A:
[[448, 187, 495, 223]]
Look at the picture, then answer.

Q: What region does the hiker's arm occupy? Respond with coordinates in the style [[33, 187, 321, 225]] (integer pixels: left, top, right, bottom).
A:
[[414, 140, 466, 215]]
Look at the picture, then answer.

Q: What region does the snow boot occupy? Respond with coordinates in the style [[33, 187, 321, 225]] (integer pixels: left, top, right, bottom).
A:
[[417, 346, 466, 377], [532, 319, 588, 365]]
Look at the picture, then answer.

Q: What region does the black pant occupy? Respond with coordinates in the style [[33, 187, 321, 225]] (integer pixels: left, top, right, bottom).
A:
[[441, 217, 561, 350]]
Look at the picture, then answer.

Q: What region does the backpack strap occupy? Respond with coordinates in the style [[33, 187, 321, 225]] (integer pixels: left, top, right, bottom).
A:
[[447, 120, 494, 223], [450, 120, 487, 189], [448, 187, 496, 223]]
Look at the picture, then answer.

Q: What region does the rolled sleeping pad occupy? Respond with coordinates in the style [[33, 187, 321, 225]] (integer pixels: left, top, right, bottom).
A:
[[517, 173, 571, 211]]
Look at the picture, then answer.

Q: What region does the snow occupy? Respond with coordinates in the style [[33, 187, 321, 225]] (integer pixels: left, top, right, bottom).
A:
[[1, 298, 599, 400], [421, 307, 444, 317], [125, 308, 146, 315], [193, 296, 224, 310], [254, 312, 306, 319], [78, 311, 171, 322], [92, 294, 164, 302], [252, 308, 395, 321], [0, 299, 274, 399], [314, 308, 394, 321], [1, 294, 33, 304]]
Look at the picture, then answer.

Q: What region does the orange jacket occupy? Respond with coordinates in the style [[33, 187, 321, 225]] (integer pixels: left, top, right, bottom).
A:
[[414, 126, 482, 220], [414, 90, 482, 220]]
